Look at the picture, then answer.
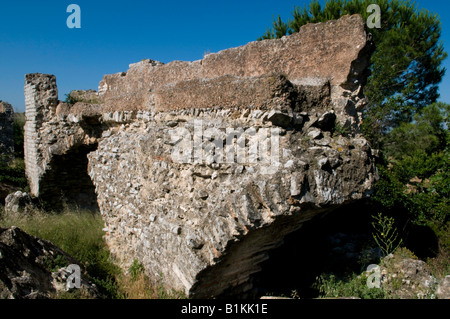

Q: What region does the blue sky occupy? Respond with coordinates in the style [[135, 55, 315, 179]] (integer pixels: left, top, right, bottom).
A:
[[1, 0, 450, 112]]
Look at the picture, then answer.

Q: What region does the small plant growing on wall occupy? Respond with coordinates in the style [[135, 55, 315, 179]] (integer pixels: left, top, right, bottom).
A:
[[333, 121, 350, 137], [64, 92, 82, 105]]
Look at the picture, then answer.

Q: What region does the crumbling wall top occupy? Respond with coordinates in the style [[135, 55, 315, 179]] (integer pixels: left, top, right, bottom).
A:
[[98, 14, 368, 112]]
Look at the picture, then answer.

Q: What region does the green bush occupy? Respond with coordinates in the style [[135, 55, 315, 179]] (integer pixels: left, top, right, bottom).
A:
[[333, 121, 350, 137], [373, 103, 449, 229], [0, 112, 27, 190], [64, 92, 82, 105], [315, 272, 388, 299], [129, 259, 145, 281], [13, 113, 25, 158]]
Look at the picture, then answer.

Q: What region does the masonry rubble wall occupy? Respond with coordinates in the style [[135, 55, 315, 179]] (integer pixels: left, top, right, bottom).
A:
[[0, 101, 14, 161], [24, 14, 377, 297], [24, 74, 99, 209]]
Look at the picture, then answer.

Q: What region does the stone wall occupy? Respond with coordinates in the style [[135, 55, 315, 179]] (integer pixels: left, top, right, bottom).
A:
[[0, 101, 14, 161], [24, 74, 100, 209], [88, 109, 376, 298], [24, 14, 377, 297], [97, 14, 368, 116]]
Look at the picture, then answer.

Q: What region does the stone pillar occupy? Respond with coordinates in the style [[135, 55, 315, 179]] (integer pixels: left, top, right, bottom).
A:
[[0, 101, 14, 162], [24, 74, 58, 197]]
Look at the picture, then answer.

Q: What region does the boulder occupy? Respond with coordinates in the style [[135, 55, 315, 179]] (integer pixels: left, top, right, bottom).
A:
[[0, 226, 101, 299], [436, 275, 450, 299], [5, 191, 36, 214], [380, 254, 439, 299]]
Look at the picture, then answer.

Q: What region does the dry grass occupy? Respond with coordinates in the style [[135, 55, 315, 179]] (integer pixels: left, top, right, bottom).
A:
[[427, 247, 450, 280], [116, 272, 159, 299], [116, 260, 186, 299]]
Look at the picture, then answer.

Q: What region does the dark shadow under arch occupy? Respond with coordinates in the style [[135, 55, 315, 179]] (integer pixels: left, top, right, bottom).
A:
[[39, 144, 99, 211]]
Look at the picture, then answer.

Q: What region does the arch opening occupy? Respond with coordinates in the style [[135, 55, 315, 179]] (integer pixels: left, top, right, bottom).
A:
[[39, 144, 99, 211], [251, 201, 379, 299]]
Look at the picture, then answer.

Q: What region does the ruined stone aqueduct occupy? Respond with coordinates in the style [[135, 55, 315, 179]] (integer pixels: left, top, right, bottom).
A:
[[19, 15, 377, 297]]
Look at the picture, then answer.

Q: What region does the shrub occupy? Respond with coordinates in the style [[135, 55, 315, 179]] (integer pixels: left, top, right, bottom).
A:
[[315, 272, 388, 299], [0, 207, 189, 299], [13, 113, 25, 158], [64, 92, 82, 105]]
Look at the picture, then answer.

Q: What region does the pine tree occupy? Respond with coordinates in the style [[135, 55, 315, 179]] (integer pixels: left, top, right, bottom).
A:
[[259, 0, 447, 148]]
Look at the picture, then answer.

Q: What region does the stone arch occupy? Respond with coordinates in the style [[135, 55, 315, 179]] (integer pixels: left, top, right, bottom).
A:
[[23, 14, 378, 298], [38, 143, 99, 210]]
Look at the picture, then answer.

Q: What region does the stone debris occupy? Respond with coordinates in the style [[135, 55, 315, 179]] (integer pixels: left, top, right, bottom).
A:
[[4, 191, 36, 214], [380, 254, 440, 299]]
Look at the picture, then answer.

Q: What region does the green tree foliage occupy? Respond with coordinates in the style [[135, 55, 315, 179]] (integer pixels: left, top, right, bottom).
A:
[[374, 103, 449, 226], [13, 113, 25, 158], [258, 0, 447, 148], [0, 159, 27, 189], [64, 92, 80, 105], [260, 15, 290, 40]]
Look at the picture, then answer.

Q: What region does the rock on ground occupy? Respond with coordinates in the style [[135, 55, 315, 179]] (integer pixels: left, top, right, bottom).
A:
[[436, 275, 450, 299], [380, 253, 439, 299], [0, 226, 101, 299], [4, 191, 36, 214]]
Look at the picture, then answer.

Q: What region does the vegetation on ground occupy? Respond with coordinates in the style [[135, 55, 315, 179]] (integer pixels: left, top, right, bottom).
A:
[[1, 110, 184, 299], [0, 207, 185, 299]]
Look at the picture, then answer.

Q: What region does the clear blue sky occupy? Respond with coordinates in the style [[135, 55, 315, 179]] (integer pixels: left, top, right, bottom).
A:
[[1, 0, 450, 112]]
